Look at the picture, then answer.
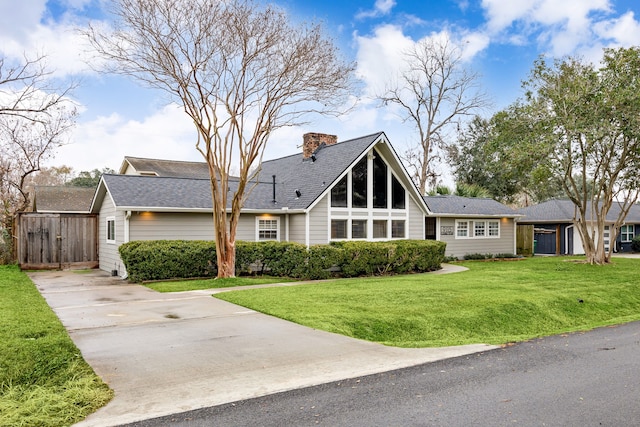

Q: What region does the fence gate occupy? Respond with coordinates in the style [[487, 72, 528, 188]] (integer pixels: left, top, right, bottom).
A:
[[18, 213, 98, 270]]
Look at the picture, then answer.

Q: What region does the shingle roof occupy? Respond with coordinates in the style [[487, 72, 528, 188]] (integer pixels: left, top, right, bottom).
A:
[[33, 186, 95, 213], [519, 199, 640, 223], [101, 174, 289, 211], [100, 133, 385, 212], [122, 156, 210, 179], [255, 132, 384, 210], [423, 195, 519, 217]]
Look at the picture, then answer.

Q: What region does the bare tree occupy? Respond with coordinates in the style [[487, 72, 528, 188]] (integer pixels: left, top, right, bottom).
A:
[[86, 0, 354, 277], [379, 37, 490, 194], [0, 54, 77, 263]]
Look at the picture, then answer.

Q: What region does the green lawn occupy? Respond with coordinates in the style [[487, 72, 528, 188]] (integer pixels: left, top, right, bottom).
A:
[[0, 265, 113, 427], [215, 257, 640, 347], [144, 275, 296, 292]]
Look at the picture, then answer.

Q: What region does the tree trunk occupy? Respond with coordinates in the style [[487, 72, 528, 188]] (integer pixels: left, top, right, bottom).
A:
[[216, 236, 236, 278]]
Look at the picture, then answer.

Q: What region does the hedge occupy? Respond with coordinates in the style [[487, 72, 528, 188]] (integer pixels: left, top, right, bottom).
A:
[[119, 239, 446, 282]]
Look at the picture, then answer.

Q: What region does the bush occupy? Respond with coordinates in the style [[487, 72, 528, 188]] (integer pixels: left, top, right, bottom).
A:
[[119, 240, 216, 282], [120, 239, 447, 282], [632, 235, 640, 252]]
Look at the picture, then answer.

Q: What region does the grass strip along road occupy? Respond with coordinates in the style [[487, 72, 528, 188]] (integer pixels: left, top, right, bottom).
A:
[[0, 265, 112, 427], [216, 257, 640, 347]]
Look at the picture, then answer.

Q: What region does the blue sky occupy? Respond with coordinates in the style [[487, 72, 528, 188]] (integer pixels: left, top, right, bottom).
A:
[[1, 0, 639, 182]]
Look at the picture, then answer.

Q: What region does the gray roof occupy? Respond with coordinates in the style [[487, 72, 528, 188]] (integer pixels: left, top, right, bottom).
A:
[[423, 195, 520, 217], [99, 174, 290, 211], [121, 156, 210, 179], [33, 186, 95, 213], [93, 132, 431, 215], [256, 132, 384, 210], [519, 199, 640, 223]]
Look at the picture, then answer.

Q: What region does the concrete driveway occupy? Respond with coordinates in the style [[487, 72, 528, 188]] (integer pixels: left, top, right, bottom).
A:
[[29, 269, 496, 427]]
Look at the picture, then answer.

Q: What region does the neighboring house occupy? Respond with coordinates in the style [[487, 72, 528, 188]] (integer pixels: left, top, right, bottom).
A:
[[423, 195, 522, 258], [32, 186, 96, 213], [519, 199, 640, 255], [17, 186, 98, 269], [89, 131, 522, 276]]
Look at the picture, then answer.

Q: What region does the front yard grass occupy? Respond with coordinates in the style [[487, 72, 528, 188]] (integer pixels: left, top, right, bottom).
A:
[[215, 257, 640, 348], [0, 265, 113, 427], [144, 275, 296, 292]]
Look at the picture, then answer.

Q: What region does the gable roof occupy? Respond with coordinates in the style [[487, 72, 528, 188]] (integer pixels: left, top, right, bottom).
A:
[[33, 186, 95, 213], [519, 199, 640, 223], [120, 156, 210, 179], [423, 195, 520, 218], [94, 132, 432, 216]]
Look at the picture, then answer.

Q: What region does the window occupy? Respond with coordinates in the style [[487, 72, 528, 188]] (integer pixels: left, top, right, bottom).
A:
[[373, 220, 387, 238], [392, 175, 405, 209], [456, 220, 500, 239], [373, 153, 387, 208], [331, 175, 347, 208], [331, 219, 347, 239], [392, 220, 405, 238], [488, 221, 500, 237], [456, 221, 468, 237], [106, 217, 116, 243], [351, 157, 367, 208], [352, 219, 367, 239], [620, 225, 634, 242], [257, 218, 279, 241]]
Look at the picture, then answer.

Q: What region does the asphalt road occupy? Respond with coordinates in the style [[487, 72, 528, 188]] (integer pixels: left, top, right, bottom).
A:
[[122, 321, 640, 427]]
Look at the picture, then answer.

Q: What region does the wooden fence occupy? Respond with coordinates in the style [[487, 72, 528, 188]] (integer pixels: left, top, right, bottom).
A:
[[17, 213, 98, 270], [516, 224, 535, 256]]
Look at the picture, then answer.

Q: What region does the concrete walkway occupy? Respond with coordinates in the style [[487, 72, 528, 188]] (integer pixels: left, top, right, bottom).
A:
[[29, 264, 495, 427]]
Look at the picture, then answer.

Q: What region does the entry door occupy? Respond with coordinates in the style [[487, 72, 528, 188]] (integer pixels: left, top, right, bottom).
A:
[[20, 214, 62, 268]]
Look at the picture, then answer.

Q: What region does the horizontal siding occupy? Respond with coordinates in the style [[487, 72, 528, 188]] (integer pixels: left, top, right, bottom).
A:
[[438, 217, 516, 258], [130, 212, 215, 240], [308, 195, 329, 245], [288, 213, 306, 245], [407, 197, 423, 240], [98, 195, 125, 275]]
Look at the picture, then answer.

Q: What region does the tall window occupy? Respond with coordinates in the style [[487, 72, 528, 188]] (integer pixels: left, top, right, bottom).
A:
[[373, 153, 387, 208], [331, 175, 347, 207], [351, 157, 367, 208], [620, 224, 634, 242], [106, 217, 116, 243], [392, 175, 405, 209], [257, 218, 279, 240]]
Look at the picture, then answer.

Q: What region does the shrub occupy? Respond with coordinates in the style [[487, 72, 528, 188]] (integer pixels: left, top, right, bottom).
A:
[[303, 245, 345, 280], [119, 240, 216, 282], [120, 239, 447, 281], [632, 235, 640, 252]]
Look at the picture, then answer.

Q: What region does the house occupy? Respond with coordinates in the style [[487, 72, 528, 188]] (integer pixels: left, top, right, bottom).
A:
[[423, 195, 522, 258], [90, 132, 520, 276], [519, 199, 640, 255], [17, 186, 98, 269]]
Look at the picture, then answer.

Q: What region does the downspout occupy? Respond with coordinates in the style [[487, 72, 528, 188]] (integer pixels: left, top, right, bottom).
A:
[[122, 210, 132, 279]]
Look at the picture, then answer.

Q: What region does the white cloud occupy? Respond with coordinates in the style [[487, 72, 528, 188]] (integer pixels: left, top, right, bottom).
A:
[[0, 0, 97, 77], [478, 0, 637, 56], [356, 0, 397, 20], [52, 103, 200, 172], [593, 11, 640, 45]]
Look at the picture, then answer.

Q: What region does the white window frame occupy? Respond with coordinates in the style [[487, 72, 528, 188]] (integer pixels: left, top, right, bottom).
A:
[[620, 224, 634, 242], [106, 216, 116, 244], [456, 220, 469, 238], [256, 217, 280, 241], [455, 219, 500, 239]]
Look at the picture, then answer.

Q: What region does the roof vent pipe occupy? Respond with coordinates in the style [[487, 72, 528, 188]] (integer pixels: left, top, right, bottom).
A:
[[272, 175, 276, 204]]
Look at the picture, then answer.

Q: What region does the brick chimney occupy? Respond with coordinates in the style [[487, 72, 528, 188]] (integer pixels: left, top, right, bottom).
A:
[[303, 133, 338, 159]]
